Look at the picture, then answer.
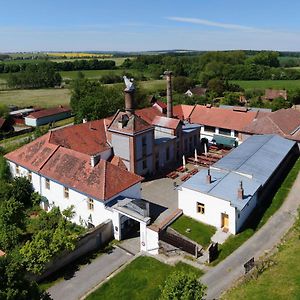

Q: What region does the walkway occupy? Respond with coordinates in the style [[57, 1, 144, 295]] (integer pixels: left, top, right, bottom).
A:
[[201, 171, 300, 299], [48, 245, 134, 300]]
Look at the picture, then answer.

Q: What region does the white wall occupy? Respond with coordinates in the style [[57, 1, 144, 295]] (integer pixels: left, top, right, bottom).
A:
[[178, 187, 237, 234], [7, 161, 141, 229], [143, 226, 159, 254]]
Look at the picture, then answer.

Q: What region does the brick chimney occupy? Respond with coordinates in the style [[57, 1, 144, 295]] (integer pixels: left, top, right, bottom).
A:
[[123, 76, 135, 116], [206, 168, 211, 184], [164, 70, 173, 118], [238, 181, 244, 200]]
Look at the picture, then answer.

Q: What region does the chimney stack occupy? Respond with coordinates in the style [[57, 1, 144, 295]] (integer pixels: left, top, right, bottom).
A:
[[164, 70, 173, 118], [238, 181, 244, 200], [206, 168, 212, 184], [123, 76, 135, 116]]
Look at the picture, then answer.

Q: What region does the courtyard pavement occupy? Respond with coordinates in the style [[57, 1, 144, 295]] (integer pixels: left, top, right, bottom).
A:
[[201, 170, 300, 299]]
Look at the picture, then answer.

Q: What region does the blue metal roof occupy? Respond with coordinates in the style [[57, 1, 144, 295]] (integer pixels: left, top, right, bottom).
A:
[[181, 134, 296, 210], [182, 123, 201, 134]]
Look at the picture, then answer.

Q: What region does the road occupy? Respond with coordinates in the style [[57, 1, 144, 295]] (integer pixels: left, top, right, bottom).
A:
[[48, 246, 132, 300], [201, 171, 300, 299]]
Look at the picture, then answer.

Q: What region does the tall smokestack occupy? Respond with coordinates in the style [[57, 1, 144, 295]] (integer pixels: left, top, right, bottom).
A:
[[164, 71, 173, 118], [123, 76, 135, 116], [238, 181, 244, 200]]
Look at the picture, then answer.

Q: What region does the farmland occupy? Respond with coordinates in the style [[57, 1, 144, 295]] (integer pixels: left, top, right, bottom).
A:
[[0, 88, 71, 107], [231, 80, 300, 90]]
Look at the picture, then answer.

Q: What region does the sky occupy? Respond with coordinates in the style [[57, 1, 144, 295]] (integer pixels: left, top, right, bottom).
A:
[[1, 0, 300, 52]]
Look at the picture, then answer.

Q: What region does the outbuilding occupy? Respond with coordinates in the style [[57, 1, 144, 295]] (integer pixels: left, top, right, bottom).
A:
[[178, 134, 299, 234]]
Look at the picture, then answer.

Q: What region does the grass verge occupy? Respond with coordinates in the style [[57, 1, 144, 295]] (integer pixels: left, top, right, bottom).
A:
[[222, 211, 300, 300], [86, 256, 203, 300], [211, 157, 300, 266], [231, 80, 300, 90], [170, 215, 216, 248]]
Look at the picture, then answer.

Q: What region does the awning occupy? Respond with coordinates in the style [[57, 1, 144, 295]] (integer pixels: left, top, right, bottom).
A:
[[212, 134, 236, 148]]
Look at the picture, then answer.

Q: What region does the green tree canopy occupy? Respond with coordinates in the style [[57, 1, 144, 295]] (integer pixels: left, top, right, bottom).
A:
[[160, 271, 206, 300]]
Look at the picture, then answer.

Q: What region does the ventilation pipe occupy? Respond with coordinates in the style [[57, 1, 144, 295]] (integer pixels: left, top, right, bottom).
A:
[[238, 181, 244, 200], [206, 168, 212, 184], [123, 76, 135, 116]]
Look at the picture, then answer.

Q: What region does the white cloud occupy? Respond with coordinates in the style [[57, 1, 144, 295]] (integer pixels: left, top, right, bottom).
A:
[[166, 16, 263, 32]]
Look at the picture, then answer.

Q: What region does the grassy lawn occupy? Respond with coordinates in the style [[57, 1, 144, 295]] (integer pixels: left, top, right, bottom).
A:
[[0, 88, 70, 107], [87, 256, 203, 300], [211, 158, 300, 266], [223, 216, 300, 300], [231, 80, 300, 90], [170, 215, 216, 248], [140, 79, 165, 92]]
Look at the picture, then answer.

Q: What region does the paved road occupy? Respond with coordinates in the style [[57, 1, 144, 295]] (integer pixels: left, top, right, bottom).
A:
[[48, 246, 132, 300], [201, 171, 300, 299]]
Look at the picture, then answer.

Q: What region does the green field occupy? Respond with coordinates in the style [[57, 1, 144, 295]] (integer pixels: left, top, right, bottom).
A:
[[0, 79, 165, 108], [170, 216, 216, 248], [87, 256, 203, 300], [0, 88, 70, 107], [50, 56, 131, 66], [223, 217, 300, 300], [231, 80, 300, 90]]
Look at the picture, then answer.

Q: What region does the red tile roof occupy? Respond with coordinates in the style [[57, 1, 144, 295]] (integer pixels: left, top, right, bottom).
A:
[[187, 87, 207, 96], [135, 106, 164, 124], [49, 119, 111, 155], [5, 133, 142, 201], [173, 105, 195, 121], [110, 155, 128, 170], [190, 105, 257, 132], [152, 116, 181, 130], [155, 100, 167, 109], [242, 108, 300, 142], [26, 106, 71, 119], [264, 89, 288, 100], [0, 250, 5, 257], [39, 147, 142, 201], [108, 110, 153, 134]]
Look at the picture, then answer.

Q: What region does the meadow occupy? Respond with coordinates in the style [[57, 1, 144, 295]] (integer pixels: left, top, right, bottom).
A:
[[231, 80, 300, 90]]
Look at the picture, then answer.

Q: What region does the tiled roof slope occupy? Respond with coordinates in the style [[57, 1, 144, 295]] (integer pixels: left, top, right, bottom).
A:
[[26, 106, 71, 119], [135, 106, 164, 124], [39, 148, 142, 201], [242, 108, 300, 142], [190, 105, 257, 131], [49, 119, 111, 155], [152, 116, 181, 130], [173, 104, 195, 121], [108, 110, 153, 134]]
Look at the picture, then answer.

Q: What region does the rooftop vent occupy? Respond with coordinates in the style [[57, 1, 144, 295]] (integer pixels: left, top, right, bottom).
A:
[[238, 180, 244, 200]]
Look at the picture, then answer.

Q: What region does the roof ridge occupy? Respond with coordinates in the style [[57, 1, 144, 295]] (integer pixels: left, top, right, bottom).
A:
[[102, 160, 107, 199], [267, 114, 285, 135], [38, 144, 60, 172]]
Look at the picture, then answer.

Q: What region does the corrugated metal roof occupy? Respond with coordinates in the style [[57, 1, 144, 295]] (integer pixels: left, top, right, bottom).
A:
[[181, 134, 296, 210], [213, 134, 296, 186]]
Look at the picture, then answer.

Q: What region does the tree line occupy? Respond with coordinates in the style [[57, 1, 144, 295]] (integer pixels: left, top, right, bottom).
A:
[[0, 58, 116, 74]]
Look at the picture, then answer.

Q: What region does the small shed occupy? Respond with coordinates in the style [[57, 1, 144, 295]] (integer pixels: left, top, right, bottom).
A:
[[24, 106, 72, 127]]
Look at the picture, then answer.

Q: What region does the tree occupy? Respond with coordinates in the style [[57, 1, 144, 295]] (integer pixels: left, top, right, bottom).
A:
[[207, 78, 226, 97], [160, 271, 206, 300], [0, 252, 51, 300], [0, 156, 11, 182], [0, 103, 9, 119], [10, 177, 34, 209], [173, 76, 195, 93], [221, 92, 241, 106], [0, 198, 25, 251]]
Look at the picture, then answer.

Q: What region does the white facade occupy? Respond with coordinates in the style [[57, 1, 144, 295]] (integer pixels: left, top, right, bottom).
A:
[[8, 161, 141, 228], [178, 186, 259, 235], [200, 126, 240, 144]]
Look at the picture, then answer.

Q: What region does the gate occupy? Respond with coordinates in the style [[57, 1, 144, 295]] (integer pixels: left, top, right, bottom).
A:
[[159, 229, 200, 257]]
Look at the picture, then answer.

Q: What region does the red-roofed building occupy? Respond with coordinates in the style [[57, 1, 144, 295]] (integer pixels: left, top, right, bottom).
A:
[[242, 108, 300, 143], [173, 104, 195, 121], [190, 105, 258, 147], [25, 106, 72, 127]]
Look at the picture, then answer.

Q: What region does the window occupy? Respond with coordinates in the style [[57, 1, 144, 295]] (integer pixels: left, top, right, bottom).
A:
[[166, 147, 170, 161], [87, 198, 94, 210], [15, 165, 20, 175], [142, 159, 147, 170], [204, 126, 215, 133], [45, 178, 50, 190], [197, 202, 205, 214], [142, 136, 147, 147], [27, 171, 32, 182], [219, 128, 231, 136], [64, 187, 69, 199]]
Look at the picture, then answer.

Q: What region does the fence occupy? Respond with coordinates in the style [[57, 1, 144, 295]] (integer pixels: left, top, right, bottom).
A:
[[159, 228, 201, 257]]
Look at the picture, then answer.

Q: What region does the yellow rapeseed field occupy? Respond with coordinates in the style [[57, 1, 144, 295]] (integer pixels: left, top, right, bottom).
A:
[[48, 52, 113, 59]]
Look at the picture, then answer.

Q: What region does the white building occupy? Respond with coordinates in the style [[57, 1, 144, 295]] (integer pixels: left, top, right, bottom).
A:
[[178, 134, 298, 234]]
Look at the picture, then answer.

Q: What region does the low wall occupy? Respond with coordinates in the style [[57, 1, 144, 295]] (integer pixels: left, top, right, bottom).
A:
[[33, 219, 113, 282]]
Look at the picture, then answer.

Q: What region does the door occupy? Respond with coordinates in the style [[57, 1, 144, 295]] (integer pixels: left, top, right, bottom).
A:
[[221, 213, 229, 229]]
